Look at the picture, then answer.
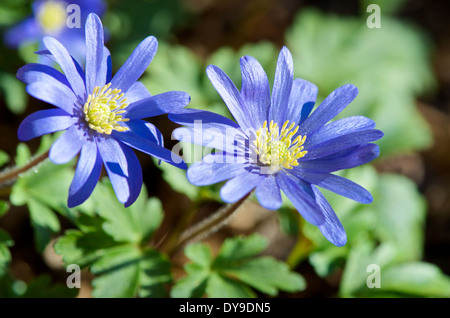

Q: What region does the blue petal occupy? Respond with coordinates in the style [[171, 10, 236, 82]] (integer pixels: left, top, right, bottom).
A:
[[121, 145, 143, 207], [187, 160, 248, 186], [35, 48, 86, 86], [85, 13, 106, 93], [305, 116, 376, 148], [169, 109, 239, 128], [220, 171, 262, 203], [299, 84, 359, 135], [49, 125, 85, 164], [303, 129, 384, 160], [312, 186, 347, 247], [4, 18, 40, 48], [112, 130, 186, 169], [206, 65, 254, 132], [54, 30, 86, 69], [104, 47, 112, 83], [18, 109, 78, 141], [110, 36, 158, 93], [123, 119, 162, 145], [172, 124, 247, 155], [297, 144, 380, 173], [96, 137, 142, 206], [17, 63, 69, 86], [269, 46, 294, 124], [240, 55, 270, 128], [276, 173, 325, 226], [255, 175, 282, 210], [169, 110, 245, 154], [68, 141, 102, 208], [285, 78, 318, 125], [125, 81, 152, 104], [42, 36, 86, 99], [125, 91, 190, 119], [292, 171, 373, 204], [26, 81, 79, 115]]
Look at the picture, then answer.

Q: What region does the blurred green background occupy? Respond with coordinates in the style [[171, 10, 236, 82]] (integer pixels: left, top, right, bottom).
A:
[[0, 0, 450, 298]]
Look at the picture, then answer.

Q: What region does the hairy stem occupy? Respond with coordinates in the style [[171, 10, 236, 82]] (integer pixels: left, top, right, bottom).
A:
[[168, 191, 253, 256], [0, 150, 50, 187]]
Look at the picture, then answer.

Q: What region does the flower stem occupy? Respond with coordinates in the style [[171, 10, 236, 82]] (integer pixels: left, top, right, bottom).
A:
[[0, 150, 50, 187], [167, 191, 253, 256]]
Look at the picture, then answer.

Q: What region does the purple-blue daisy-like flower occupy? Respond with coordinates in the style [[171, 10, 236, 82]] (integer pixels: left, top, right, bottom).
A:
[[169, 46, 383, 246], [17, 13, 189, 208], [4, 0, 106, 65]]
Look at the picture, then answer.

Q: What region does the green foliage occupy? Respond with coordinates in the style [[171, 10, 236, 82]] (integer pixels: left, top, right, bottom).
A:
[[0, 71, 27, 114], [0, 229, 13, 277], [359, 0, 409, 15], [54, 179, 171, 298], [103, 0, 192, 68], [10, 138, 74, 252], [0, 0, 30, 26], [0, 202, 75, 298], [282, 164, 450, 298], [171, 234, 306, 298], [0, 150, 10, 167]]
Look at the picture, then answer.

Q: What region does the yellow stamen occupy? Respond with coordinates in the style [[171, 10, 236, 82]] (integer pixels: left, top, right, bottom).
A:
[[253, 120, 307, 171], [83, 83, 130, 135], [37, 1, 67, 34]]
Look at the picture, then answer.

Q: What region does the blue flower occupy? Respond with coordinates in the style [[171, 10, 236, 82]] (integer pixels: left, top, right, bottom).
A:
[[170, 46, 383, 246], [17, 13, 189, 208], [4, 0, 106, 65]]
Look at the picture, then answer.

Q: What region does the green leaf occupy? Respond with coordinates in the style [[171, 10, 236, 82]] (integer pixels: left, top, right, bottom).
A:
[[339, 239, 397, 297], [91, 245, 143, 298], [91, 245, 171, 298], [55, 180, 170, 298], [372, 173, 427, 261], [185, 243, 213, 268], [213, 233, 268, 268], [0, 71, 27, 114], [359, 0, 409, 15], [0, 200, 9, 218], [138, 249, 173, 298], [206, 273, 256, 298], [10, 149, 73, 251], [157, 160, 199, 201], [0, 229, 13, 276], [27, 198, 61, 252], [54, 229, 116, 268], [170, 263, 209, 298], [19, 275, 78, 298], [8, 137, 75, 253], [13, 143, 31, 168], [224, 257, 306, 296], [277, 207, 299, 236], [0, 150, 10, 167], [173, 234, 306, 298], [87, 179, 164, 244], [379, 262, 450, 297]]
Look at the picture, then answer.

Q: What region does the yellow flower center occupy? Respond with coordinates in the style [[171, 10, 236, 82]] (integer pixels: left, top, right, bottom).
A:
[[83, 83, 130, 135], [37, 1, 67, 34], [254, 120, 307, 172]]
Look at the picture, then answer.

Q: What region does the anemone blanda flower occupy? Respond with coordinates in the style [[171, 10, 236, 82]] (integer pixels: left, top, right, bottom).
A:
[[170, 46, 383, 246], [17, 13, 189, 208], [5, 0, 106, 65]]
